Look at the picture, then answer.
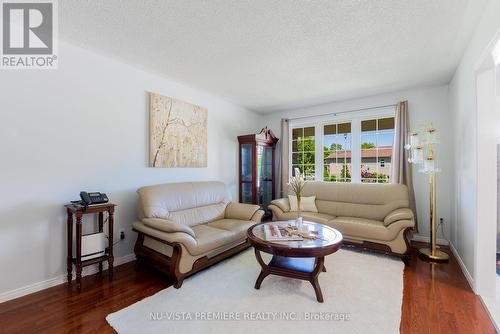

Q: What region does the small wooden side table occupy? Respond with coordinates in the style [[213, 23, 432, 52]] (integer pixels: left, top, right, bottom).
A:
[[65, 203, 116, 291]]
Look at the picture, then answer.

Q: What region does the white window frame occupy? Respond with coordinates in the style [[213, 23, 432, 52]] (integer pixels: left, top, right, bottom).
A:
[[288, 107, 395, 183]]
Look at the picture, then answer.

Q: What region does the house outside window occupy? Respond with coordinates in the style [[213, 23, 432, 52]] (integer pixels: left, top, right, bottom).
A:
[[323, 122, 352, 182], [289, 107, 395, 183], [361, 117, 395, 183]]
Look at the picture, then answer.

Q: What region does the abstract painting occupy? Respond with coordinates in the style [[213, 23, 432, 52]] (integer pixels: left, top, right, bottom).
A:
[[149, 92, 207, 167]]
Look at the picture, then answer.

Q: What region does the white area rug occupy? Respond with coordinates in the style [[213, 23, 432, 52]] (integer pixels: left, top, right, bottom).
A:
[[107, 248, 404, 334]]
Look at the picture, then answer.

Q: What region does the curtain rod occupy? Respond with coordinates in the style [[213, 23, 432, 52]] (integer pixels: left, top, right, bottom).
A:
[[287, 103, 398, 121]]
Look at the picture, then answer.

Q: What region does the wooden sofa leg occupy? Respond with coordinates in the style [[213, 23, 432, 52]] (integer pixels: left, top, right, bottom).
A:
[[134, 234, 145, 269], [170, 244, 183, 288], [174, 277, 184, 289], [134, 256, 143, 269], [133, 231, 190, 287], [402, 227, 413, 266]]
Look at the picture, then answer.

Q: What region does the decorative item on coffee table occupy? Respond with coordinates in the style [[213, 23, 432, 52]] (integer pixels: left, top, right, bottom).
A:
[[289, 168, 306, 228]]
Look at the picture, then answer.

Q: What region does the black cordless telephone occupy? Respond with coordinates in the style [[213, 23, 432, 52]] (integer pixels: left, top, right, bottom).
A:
[[78, 192, 109, 206]]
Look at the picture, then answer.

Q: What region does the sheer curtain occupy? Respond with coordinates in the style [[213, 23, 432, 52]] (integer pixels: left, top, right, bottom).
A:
[[392, 101, 418, 230], [276, 118, 289, 198]]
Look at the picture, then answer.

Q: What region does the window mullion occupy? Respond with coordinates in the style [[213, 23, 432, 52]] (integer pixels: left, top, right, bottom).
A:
[[288, 123, 293, 180], [315, 124, 323, 181], [351, 118, 361, 183], [376, 119, 379, 180]]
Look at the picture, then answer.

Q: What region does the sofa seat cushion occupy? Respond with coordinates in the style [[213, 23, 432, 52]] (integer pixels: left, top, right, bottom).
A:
[[269, 209, 298, 221], [328, 217, 386, 240], [301, 212, 335, 225], [208, 219, 255, 237], [190, 225, 243, 256], [328, 217, 413, 242]]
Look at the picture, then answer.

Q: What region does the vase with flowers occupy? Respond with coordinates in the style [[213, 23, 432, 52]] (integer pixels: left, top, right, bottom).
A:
[[289, 169, 306, 230]]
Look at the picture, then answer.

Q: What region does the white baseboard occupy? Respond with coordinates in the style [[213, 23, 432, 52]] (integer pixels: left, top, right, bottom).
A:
[[0, 275, 67, 305], [0, 253, 136, 304], [449, 242, 475, 291], [411, 233, 449, 246], [479, 295, 500, 333]]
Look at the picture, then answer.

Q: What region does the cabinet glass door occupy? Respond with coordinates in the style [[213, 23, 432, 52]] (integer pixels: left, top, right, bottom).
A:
[[256, 146, 273, 210], [241, 144, 253, 203]]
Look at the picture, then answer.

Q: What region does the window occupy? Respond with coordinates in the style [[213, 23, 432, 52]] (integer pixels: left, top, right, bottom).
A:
[[360, 117, 395, 183], [291, 126, 315, 180], [289, 108, 395, 183], [323, 122, 352, 182]]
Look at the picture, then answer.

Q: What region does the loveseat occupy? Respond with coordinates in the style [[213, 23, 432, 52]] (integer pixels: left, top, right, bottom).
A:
[[133, 181, 264, 288], [269, 182, 415, 264]]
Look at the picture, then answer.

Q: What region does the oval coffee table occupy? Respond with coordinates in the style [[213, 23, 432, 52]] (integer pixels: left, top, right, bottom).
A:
[[247, 221, 343, 303]]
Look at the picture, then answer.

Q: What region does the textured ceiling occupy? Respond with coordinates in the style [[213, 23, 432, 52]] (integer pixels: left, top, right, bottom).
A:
[[60, 1, 487, 113]]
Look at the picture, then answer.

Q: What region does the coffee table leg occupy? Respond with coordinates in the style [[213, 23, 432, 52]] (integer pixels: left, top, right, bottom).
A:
[[253, 249, 269, 289], [314, 256, 326, 272], [310, 256, 325, 303], [255, 270, 268, 289]]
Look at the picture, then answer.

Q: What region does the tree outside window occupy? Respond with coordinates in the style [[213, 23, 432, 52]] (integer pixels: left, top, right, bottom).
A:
[[291, 127, 315, 180]]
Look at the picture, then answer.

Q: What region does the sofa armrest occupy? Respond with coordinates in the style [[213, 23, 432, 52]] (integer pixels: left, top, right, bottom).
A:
[[384, 208, 414, 227], [225, 202, 261, 221], [270, 198, 290, 212], [141, 218, 196, 238], [250, 209, 265, 223], [268, 204, 284, 221], [133, 221, 197, 252]]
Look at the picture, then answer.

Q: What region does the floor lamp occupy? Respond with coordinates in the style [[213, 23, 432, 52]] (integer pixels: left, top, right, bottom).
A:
[[405, 125, 449, 261]]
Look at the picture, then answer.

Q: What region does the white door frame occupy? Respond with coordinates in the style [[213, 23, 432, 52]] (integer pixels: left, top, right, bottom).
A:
[[474, 30, 500, 303]]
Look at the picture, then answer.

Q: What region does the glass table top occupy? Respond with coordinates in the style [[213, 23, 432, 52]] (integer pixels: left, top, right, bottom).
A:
[[251, 221, 343, 249]]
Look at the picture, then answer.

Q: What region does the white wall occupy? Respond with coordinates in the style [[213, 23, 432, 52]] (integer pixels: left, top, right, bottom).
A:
[[262, 85, 452, 242], [0, 41, 262, 297], [475, 66, 498, 297], [449, 0, 500, 282]]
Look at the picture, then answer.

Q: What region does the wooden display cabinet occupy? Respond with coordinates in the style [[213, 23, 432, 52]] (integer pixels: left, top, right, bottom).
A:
[[238, 127, 279, 216]]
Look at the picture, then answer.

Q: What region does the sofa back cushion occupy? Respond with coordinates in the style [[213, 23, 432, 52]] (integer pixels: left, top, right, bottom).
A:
[[138, 181, 231, 226], [291, 182, 409, 221]]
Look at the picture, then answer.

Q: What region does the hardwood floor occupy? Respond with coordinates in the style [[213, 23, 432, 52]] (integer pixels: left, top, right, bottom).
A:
[[0, 246, 496, 334], [401, 245, 496, 334]]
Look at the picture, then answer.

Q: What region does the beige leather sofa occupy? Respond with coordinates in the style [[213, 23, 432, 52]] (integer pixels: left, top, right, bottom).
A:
[[269, 182, 415, 264], [133, 181, 264, 287]]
